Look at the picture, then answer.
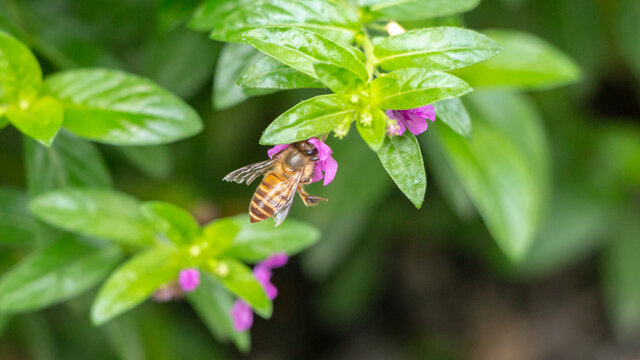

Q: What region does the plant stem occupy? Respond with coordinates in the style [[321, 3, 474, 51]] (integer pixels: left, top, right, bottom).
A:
[[359, 28, 376, 81]]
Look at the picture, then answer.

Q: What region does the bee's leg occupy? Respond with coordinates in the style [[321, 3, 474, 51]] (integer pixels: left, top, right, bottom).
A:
[[298, 185, 328, 207]]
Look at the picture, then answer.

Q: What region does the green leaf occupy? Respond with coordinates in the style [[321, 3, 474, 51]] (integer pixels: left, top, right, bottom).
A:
[[432, 91, 549, 261], [371, 69, 472, 110], [210, 0, 360, 44], [376, 133, 426, 208], [240, 56, 323, 92], [260, 94, 355, 144], [7, 96, 63, 146], [356, 107, 386, 151], [187, 274, 250, 352], [362, 0, 480, 21], [0, 30, 41, 104], [30, 188, 156, 246], [313, 62, 365, 94], [0, 237, 123, 313], [140, 201, 200, 246], [433, 98, 472, 139], [25, 131, 111, 197], [374, 27, 501, 72], [221, 215, 320, 261], [0, 188, 39, 246], [213, 43, 265, 110], [603, 222, 640, 337], [201, 218, 241, 254], [116, 145, 173, 179], [189, 0, 253, 31], [208, 258, 271, 318], [42, 68, 202, 145], [452, 30, 581, 90], [242, 26, 368, 81], [91, 246, 183, 325]]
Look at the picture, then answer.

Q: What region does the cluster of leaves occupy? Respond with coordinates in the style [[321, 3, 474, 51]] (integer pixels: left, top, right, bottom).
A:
[[0, 21, 320, 353], [191, 0, 499, 210], [0, 186, 318, 352], [189, 0, 579, 260], [0, 31, 202, 146]]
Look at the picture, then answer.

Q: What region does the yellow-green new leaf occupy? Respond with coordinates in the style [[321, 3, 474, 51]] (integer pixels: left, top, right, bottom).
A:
[[7, 96, 63, 147], [0, 31, 41, 104], [208, 258, 272, 318]]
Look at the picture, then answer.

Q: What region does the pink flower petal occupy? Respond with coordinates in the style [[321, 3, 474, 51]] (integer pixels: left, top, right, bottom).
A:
[[264, 282, 278, 300], [231, 300, 254, 331], [404, 115, 428, 135], [311, 165, 324, 183], [321, 155, 338, 185], [307, 138, 337, 185], [178, 269, 200, 292], [267, 144, 289, 159], [253, 265, 272, 286], [385, 109, 397, 121], [308, 137, 332, 161], [385, 105, 436, 136], [259, 253, 289, 269], [411, 105, 436, 122]]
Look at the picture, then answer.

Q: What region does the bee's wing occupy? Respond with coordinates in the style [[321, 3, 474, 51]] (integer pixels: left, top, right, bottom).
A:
[[223, 158, 278, 185], [272, 171, 303, 227]]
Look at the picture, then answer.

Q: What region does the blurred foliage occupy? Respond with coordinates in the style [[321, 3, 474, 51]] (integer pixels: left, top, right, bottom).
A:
[[0, 0, 639, 359]]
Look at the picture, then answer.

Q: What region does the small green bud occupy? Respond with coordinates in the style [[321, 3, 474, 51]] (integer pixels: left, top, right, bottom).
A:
[[208, 259, 230, 277], [360, 111, 372, 126], [189, 245, 201, 257]]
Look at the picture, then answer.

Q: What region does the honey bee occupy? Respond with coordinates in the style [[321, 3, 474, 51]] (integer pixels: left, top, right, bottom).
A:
[[223, 141, 328, 226]]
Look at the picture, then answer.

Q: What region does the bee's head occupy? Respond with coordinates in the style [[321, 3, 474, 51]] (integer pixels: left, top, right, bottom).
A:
[[294, 141, 319, 157]]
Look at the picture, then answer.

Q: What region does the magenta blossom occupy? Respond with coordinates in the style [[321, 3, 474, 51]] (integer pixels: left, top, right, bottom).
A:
[[230, 253, 289, 331], [267, 138, 337, 185], [178, 268, 200, 292], [231, 300, 253, 331], [386, 105, 436, 136]]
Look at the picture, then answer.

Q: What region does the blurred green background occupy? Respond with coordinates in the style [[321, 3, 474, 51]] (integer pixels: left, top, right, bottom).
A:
[[1, 0, 640, 359]]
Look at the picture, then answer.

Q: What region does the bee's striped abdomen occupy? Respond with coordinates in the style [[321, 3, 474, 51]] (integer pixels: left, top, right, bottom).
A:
[[249, 173, 290, 223]]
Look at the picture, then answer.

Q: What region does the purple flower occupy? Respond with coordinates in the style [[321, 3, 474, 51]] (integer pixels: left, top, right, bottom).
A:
[[267, 144, 289, 159], [253, 265, 278, 299], [386, 105, 436, 136], [178, 268, 200, 292], [267, 138, 338, 185], [307, 138, 338, 185], [259, 252, 289, 268], [231, 300, 254, 331], [230, 253, 290, 331]]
